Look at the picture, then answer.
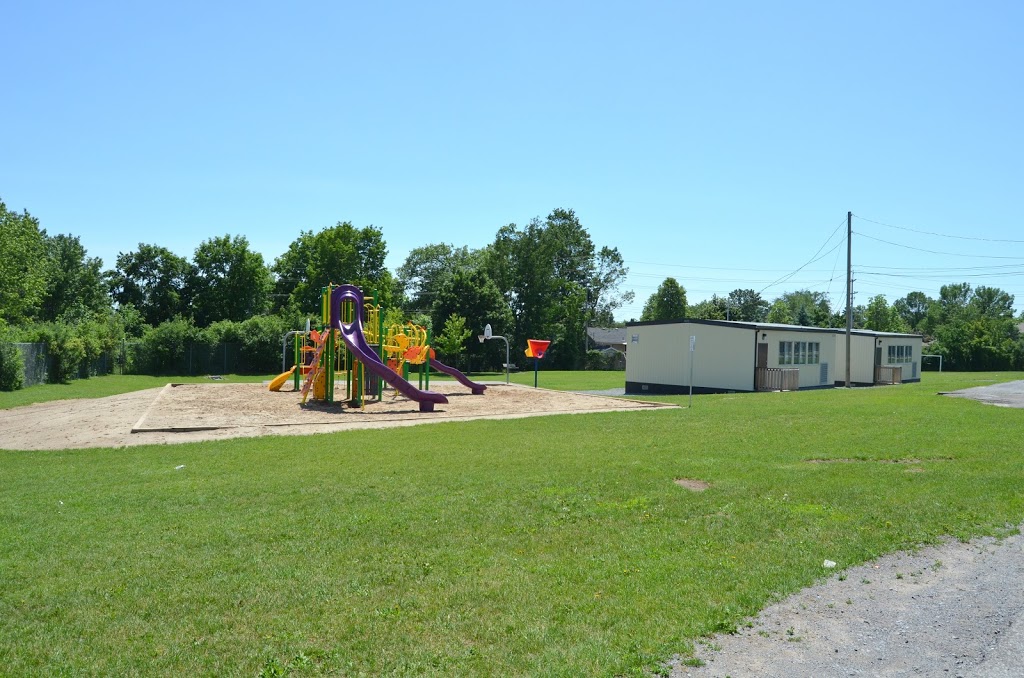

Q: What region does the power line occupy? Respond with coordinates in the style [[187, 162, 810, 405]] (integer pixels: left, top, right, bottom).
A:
[[855, 232, 1024, 260], [853, 214, 1024, 244], [624, 260, 835, 273], [858, 262, 1024, 272], [758, 217, 848, 295]]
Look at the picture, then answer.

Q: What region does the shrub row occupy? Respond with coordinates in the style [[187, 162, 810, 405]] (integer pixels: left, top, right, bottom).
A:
[[131, 315, 291, 376]]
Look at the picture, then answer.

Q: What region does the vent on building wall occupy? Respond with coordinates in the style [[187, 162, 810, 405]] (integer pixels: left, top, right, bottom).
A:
[[820, 362, 829, 385]]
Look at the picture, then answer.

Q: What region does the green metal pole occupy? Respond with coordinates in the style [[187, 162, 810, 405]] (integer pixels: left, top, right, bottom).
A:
[[293, 333, 300, 390], [425, 328, 431, 390], [375, 288, 384, 400], [327, 329, 334, 403]]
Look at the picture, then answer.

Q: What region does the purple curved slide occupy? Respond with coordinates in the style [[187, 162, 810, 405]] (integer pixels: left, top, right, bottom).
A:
[[429, 359, 487, 395], [330, 285, 448, 412]]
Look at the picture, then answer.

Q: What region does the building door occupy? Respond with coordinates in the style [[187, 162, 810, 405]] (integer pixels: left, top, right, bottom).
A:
[[757, 342, 769, 368], [875, 346, 882, 366]]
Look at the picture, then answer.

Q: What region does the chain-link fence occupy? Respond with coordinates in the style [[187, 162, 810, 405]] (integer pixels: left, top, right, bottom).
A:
[[118, 342, 243, 376], [4, 341, 248, 386], [14, 343, 50, 387]]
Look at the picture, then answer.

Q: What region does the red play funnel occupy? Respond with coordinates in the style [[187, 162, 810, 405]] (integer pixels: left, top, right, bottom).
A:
[[525, 339, 551, 359]]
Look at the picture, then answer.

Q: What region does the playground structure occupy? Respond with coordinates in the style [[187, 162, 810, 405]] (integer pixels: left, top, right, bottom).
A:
[[269, 284, 486, 412]]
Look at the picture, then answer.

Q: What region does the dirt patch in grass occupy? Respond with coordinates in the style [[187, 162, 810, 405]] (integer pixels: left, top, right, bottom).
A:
[[674, 478, 710, 491], [0, 382, 676, 451], [805, 457, 953, 464]]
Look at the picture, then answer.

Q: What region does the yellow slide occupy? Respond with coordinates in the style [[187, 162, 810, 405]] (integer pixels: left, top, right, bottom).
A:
[[268, 366, 296, 391]]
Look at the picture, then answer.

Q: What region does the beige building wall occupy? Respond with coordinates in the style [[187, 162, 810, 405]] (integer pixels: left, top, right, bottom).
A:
[[757, 329, 837, 388], [626, 322, 757, 392], [876, 335, 924, 381], [833, 333, 877, 384]]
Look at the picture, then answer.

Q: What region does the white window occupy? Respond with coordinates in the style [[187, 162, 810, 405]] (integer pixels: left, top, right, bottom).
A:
[[779, 341, 820, 365], [888, 344, 913, 364], [779, 341, 790, 364]]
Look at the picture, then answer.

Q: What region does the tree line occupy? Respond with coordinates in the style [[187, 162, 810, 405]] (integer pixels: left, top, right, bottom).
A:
[[3, 193, 1021, 390], [638, 277, 1024, 370], [0, 199, 633, 386]]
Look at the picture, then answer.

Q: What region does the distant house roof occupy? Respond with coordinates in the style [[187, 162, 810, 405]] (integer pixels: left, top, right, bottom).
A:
[[587, 327, 627, 346]]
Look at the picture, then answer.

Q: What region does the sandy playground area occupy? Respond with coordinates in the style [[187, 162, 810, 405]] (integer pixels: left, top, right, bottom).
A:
[[0, 382, 676, 451]]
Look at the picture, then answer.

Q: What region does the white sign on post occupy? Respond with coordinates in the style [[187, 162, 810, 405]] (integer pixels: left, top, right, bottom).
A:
[[688, 336, 696, 408], [484, 324, 492, 340]]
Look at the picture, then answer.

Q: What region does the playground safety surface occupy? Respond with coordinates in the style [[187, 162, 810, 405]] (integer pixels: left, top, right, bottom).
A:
[[0, 382, 676, 451]]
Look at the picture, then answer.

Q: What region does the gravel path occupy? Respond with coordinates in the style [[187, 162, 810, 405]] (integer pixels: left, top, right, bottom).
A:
[[671, 528, 1024, 677], [941, 380, 1024, 409]]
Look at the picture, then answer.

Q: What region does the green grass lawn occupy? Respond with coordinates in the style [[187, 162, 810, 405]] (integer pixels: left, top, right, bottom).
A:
[[1, 372, 1023, 675]]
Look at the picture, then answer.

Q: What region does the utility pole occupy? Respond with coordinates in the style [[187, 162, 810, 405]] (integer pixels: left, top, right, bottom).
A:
[[845, 211, 852, 388]]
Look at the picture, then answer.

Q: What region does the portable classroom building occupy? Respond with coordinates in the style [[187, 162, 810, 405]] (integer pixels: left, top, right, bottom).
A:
[[836, 329, 925, 385], [624, 319, 922, 395]]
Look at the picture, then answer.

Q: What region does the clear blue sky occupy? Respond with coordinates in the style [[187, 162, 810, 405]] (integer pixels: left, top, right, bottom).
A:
[[4, 1, 1023, 321]]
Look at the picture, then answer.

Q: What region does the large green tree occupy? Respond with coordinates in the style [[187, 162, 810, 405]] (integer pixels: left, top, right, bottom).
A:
[[640, 278, 687, 321], [106, 244, 191, 326], [929, 283, 1023, 370], [893, 291, 933, 334], [487, 218, 554, 350], [863, 294, 909, 333], [430, 268, 513, 368], [688, 295, 727, 321], [39, 234, 109, 322], [189, 235, 273, 326], [766, 299, 793, 324], [0, 200, 48, 323], [726, 289, 770, 322], [273, 222, 391, 314], [396, 243, 483, 311], [485, 208, 631, 368], [775, 290, 832, 327]]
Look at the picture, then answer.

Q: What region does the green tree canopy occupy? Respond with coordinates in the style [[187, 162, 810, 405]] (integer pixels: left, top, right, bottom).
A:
[[40, 234, 109, 322], [929, 283, 1024, 370], [688, 295, 727, 321], [774, 290, 832, 327], [484, 208, 630, 368], [640, 278, 687, 322], [765, 299, 793, 324], [430, 268, 513, 368], [863, 294, 909, 332], [189, 234, 273, 326], [0, 200, 48, 323], [726, 288, 769, 322], [273, 222, 390, 314], [894, 291, 933, 334], [396, 243, 484, 311], [106, 244, 191, 326]]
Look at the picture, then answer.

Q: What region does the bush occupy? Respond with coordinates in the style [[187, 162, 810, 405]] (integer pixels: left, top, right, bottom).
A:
[[583, 349, 626, 371], [585, 350, 609, 371], [239, 315, 289, 374], [0, 341, 24, 391], [16, 318, 123, 382], [140, 317, 201, 375]]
